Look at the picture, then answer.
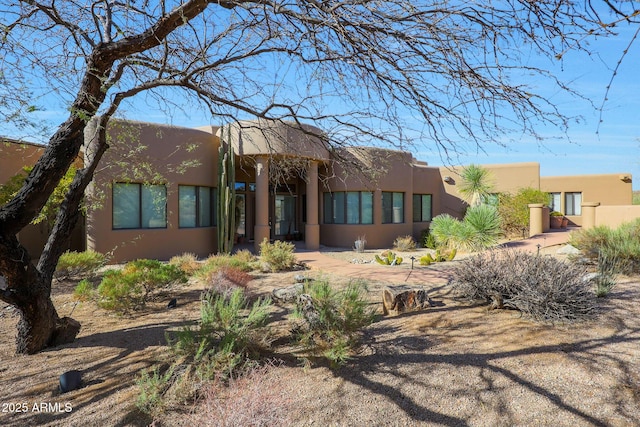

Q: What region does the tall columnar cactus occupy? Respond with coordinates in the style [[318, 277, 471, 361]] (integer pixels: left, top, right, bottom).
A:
[[217, 126, 236, 254]]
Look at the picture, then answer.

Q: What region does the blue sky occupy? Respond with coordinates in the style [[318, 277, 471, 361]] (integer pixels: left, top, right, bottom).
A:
[[412, 25, 640, 188], [11, 9, 640, 189]]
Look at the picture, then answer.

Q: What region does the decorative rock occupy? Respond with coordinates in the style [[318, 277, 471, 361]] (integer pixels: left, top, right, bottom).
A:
[[59, 370, 82, 393], [557, 244, 580, 255], [382, 287, 433, 316], [272, 283, 304, 303], [294, 274, 307, 283]]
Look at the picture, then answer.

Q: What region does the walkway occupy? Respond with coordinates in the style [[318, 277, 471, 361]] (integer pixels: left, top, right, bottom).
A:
[[295, 228, 574, 286]]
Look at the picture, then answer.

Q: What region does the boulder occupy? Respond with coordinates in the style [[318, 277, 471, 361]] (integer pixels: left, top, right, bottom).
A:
[[382, 287, 434, 315]]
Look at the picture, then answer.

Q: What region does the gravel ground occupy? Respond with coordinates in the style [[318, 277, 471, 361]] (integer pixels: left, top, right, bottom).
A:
[[0, 250, 638, 427]]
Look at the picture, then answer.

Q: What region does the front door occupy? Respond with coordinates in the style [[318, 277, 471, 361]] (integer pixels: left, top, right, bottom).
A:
[[273, 194, 296, 239]]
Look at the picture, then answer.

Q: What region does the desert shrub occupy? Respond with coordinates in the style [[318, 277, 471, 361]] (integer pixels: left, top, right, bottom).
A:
[[55, 250, 106, 280], [570, 220, 640, 274], [594, 251, 622, 297], [197, 253, 255, 278], [97, 259, 187, 312], [169, 252, 200, 275], [420, 228, 437, 249], [450, 249, 596, 322], [430, 205, 501, 251], [73, 279, 95, 301], [293, 279, 376, 366], [187, 363, 293, 427], [169, 288, 272, 380], [136, 365, 175, 417], [393, 235, 417, 251], [497, 188, 551, 237], [259, 238, 296, 272], [232, 249, 257, 265], [205, 267, 254, 300]]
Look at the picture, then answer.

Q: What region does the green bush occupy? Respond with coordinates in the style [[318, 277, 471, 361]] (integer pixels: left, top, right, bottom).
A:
[[169, 288, 272, 380], [196, 253, 256, 278], [55, 250, 106, 280], [450, 249, 596, 322], [168, 252, 200, 275], [293, 279, 376, 367], [259, 238, 296, 272], [136, 365, 174, 416], [393, 235, 417, 251], [594, 251, 621, 297], [97, 259, 187, 312], [73, 279, 95, 301], [497, 188, 551, 237], [420, 228, 437, 249], [570, 220, 640, 274]]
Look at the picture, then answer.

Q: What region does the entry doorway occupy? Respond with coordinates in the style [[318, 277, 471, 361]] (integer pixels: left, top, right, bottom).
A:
[[273, 194, 296, 239]]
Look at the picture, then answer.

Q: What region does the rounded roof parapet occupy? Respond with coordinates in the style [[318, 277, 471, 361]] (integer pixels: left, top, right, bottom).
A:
[[219, 119, 331, 161]]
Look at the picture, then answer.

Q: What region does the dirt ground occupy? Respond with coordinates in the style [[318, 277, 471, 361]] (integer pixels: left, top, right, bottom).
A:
[[0, 251, 639, 427]]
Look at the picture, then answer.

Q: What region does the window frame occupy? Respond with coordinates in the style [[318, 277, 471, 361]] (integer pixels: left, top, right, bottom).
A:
[[178, 185, 216, 228], [323, 191, 373, 224], [382, 191, 404, 224], [112, 182, 167, 230], [564, 192, 582, 216], [412, 194, 432, 222]]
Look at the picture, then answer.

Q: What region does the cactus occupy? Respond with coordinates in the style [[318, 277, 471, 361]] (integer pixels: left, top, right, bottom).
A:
[[217, 126, 236, 254], [375, 251, 403, 266], [419, 248, 456, 266]]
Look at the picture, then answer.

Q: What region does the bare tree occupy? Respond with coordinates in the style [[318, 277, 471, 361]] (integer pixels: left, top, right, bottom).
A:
[[0, 0, 633, 353]]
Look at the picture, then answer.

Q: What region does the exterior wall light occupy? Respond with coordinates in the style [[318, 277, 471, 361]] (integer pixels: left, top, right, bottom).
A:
[[443, 176, 454, 184]]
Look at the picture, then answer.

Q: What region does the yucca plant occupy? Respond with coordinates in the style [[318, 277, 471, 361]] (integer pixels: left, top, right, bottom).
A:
[[458, 164, 494, 207]]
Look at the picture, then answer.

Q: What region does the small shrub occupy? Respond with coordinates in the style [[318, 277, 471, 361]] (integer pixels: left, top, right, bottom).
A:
[[259, 238, 296, 272], [205, 267, 254, 300], [169, 252, 200, 275], [570, 220, 640, 274], [97, 259, 187, 312], [73, 279, 95, 301], [420, 229, 437, 249], [393, 235, 416, 252], [293, 279, 376, 366], [594, 251, 621, 297], [197, 253, 255, 278], [169, 288, 272, 380], [188, 363, 293, 427], [55, 250, 106, 280], [136, 365, 174, 416], [450, 249, 596, 322]]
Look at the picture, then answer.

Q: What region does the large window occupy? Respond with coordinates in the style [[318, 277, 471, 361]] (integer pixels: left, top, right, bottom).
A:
[[565, 192, 582, 215], [412, 194, 432, 222], [179, 185, 215, 228], [382, 192, 404, 224], [323, 191, 373, 224], [549, 192, 561, 212], [113, 183, 167, 229]]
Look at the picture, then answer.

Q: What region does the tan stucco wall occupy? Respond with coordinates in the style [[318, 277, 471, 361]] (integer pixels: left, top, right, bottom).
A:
[[225, 119, 330, 160], [319, 148, 414, 248], [541, 174, 632, 226], [85, 120, 219, 262], [0, 140, 85, 258], [594, 205, 640, 228], [438, 162, 541, 217], [0, 139, 45, 183]]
